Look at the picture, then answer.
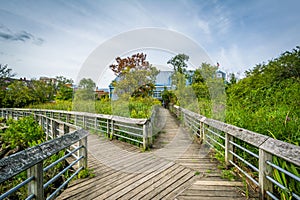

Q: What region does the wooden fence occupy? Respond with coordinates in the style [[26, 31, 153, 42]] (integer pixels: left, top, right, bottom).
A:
[[170, 105, 300, 200], [0, 108, 153, 150]]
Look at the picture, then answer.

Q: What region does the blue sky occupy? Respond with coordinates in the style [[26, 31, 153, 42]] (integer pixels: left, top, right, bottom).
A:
[[0, 0, 299, 87]]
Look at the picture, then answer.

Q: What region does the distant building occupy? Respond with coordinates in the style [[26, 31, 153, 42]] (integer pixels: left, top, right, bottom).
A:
[[216, 69, 226, 79], [95, 88, 109, 99], [39, 77, 57, 84], [152, 71, 173, 99]]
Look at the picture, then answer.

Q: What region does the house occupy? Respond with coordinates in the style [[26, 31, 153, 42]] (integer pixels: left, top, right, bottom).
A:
[[216, 69, 226, 79], [152, 71, 173, 99], [95, 88, 109, 99]]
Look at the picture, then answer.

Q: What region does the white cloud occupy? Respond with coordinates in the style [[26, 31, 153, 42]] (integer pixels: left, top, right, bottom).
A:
[[197, 19, 210, 35]]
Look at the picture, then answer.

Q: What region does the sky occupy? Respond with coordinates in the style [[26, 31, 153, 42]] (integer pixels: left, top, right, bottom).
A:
[[0, 0, 299, 88]]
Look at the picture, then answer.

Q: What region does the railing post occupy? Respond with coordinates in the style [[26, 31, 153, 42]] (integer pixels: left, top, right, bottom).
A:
[[148, 120, 153, 147], [107, 118, 110, 135], [200, 117, 206, 143], [79, 136, 88, 169], [143, 123, 148, 150], [27, 162, 44, 200], [259, 148, 273, 200], [225, 133, 234, 166], [83, 116, 86, 129], [51, 120, 58, 138], [50, 112, 54, 119], [74, 115, 77, 126], [66, 114, 70, 123], [110, 120, 114, 140], [94, 117, 98, 132], [63, 123, 69, 134], [40, 116, 45, 132]]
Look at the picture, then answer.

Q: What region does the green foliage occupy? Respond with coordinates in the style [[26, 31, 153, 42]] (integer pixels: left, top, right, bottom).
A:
[[78, 168, 95, 179], [272, 157, 300, 199], [162, 88, 177, 108], [3, 81, 33, 108], [74, 78, 96, 101], [30, 80, 56, 103], [224, 46, 300, 199], [0, 117, 44, 199], [29, 97, 159, 119], [221, 169, 236, 181], [1, 117, 44, 150], [28, 100, 73, 111], [194, 171, 200, 176], [112, 96, 161, 118], [226, 47, 300, 145], [167, 53, 189, 74], [0, 75, 74, 108], [167, 54, 189, 88], [110, 53, 159, 98], [55, 85, 73, 101]]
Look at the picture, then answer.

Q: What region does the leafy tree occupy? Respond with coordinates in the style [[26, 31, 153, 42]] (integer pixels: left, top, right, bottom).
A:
[[30, 80, 56, 103], [55, 86, 73, 101], [78, 78, 96, 90], [167, 53, 189, 74], [0, 64, 15, 85], [55, 76, 73, 88], [0, 64, 16, 107], [228, 73, 237, 85], [3, 81, 33, 107], [110, 53, 150, 76], [110, 53, 159, 98], [74, 78, 96, 101], [167, 53, 189, 88], [55, 76, 74, 101]]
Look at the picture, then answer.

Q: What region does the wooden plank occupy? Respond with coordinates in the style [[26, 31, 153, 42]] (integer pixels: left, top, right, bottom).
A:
[[119, 164, 180, 199], [180, 189, 243, 197], [96, 160, 173, 200], [193, 180, 244, 187], [155, 171, 195, 199], [177, 196, 252, 200], [141, 168, 192, 200], [132, 165, 186, 199], [106, 161, 174, 200]]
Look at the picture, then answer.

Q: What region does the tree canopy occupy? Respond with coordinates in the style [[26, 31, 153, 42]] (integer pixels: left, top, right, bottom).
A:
[[110, 53, 159, 98]]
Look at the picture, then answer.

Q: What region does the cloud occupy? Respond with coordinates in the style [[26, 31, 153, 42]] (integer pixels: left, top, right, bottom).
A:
[[197, 19, 210, 35], [0, 25, 44, 45]]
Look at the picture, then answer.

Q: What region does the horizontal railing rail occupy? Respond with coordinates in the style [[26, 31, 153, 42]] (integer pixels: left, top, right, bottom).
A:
[[0, 108, 153, 150], [170, 104, 300, 200], [0, 110, 88, 200]]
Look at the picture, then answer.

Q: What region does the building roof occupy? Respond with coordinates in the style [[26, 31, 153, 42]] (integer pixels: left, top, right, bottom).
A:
[[155, 71, 173, 86]]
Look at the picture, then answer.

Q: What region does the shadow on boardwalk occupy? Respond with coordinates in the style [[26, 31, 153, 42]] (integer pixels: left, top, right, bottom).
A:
[[58, 108, 258, 200]]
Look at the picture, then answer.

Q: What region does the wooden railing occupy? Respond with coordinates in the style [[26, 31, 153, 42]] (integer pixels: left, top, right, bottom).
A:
[[0, 108, 153, 150], [170, 105, 300, 200], [0, 110, 88, 200]]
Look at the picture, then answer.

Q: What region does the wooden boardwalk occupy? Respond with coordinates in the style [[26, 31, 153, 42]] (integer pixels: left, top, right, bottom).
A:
[[58, 108, 257, 200]]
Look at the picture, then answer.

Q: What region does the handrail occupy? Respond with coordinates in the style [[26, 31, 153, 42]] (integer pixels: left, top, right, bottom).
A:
[[0, 108, 152, 150], [0, 110, 88, 200], [170, 104, 300, 200]]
